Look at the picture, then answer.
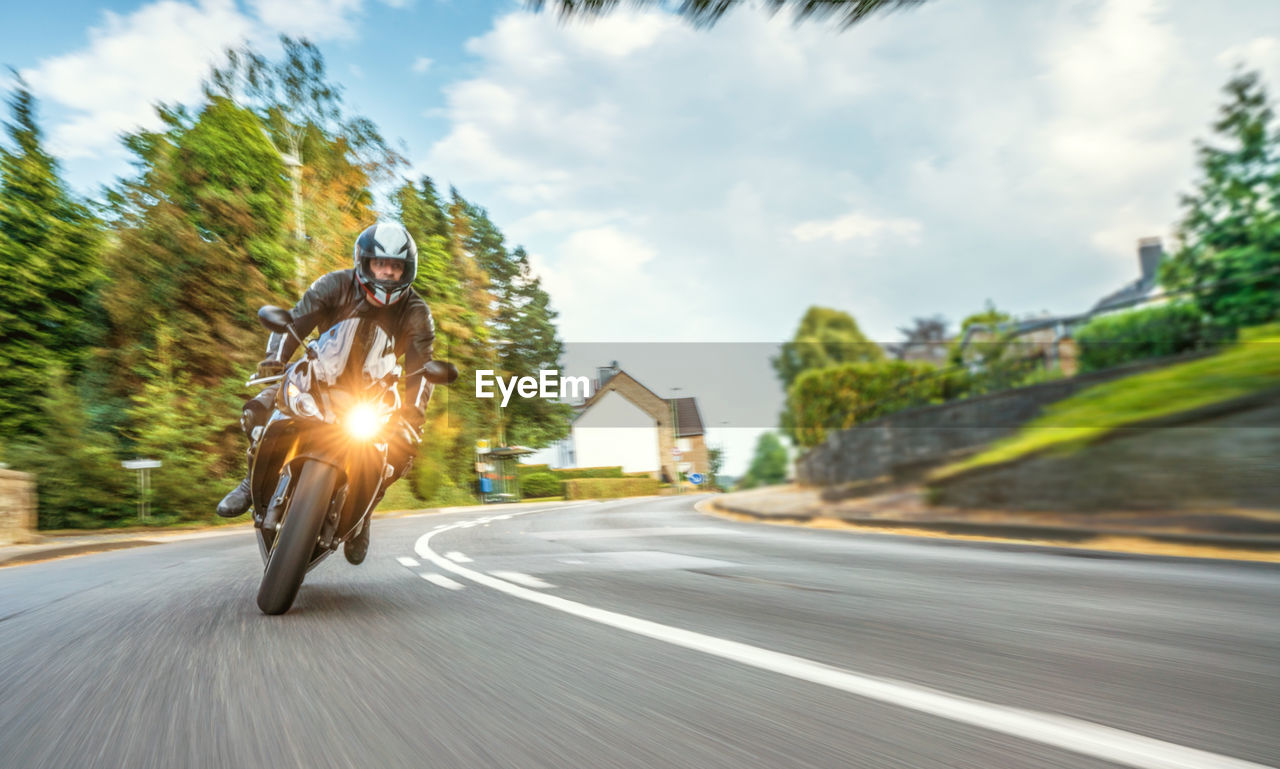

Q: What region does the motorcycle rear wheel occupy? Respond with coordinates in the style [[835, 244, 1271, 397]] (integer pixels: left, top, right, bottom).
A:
[[257, 461, 338, 615]]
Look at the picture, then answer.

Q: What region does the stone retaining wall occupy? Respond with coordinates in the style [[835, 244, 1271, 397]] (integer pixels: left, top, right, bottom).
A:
[[796, 354, 1208, 489], [928, 392, 1280, 512], [0, 469, 37, 545]]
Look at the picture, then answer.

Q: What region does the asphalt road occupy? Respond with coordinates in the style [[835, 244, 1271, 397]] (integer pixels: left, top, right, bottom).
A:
[[0, 495, 1276, 769]]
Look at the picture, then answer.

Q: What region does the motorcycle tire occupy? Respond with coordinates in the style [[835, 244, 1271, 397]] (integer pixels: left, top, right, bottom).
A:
[[257, 461, 339, 615]]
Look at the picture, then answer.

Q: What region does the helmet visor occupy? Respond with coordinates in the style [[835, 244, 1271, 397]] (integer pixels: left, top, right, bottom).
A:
[[359, 255, 410, 289]]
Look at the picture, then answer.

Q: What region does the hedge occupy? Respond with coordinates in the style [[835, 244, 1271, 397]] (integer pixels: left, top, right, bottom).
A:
[[785, 360, 962, 448], [1074, 303, 1231, 373], [562, 477, 661, 500], [521, 472, 563, 498], [518, 464, 625, 480], [554, 466, 624, 480]]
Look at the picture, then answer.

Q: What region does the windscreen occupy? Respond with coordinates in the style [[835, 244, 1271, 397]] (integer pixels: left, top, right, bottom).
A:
[[309, 317, 398, 388]]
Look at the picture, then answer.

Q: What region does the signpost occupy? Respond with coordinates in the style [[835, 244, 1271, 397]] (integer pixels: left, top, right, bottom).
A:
[[121, 459, 161, 520], [688, 473, 705, 486]]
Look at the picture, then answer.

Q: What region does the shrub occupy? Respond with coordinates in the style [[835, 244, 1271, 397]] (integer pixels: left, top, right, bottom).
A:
[[517, 463, 551, 478], [552, 466, 624, 480], [1075, 303, 1232, 373], [521, 472, 563, 498], [784, 360, 961, 447], [562, 477, 661, 500]]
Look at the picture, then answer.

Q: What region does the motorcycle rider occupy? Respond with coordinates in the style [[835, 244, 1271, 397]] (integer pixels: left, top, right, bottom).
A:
[[216, 221, 435, 566]]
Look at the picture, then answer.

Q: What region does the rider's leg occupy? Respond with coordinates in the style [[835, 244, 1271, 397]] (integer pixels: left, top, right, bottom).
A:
[[216, 386, 278, 518]]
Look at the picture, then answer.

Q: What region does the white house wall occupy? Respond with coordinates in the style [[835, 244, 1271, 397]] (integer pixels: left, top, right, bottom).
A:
[[572, 390, 661, 474]]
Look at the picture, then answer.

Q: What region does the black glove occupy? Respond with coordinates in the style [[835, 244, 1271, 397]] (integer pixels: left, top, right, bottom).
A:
[[256, 359, 285, 379]]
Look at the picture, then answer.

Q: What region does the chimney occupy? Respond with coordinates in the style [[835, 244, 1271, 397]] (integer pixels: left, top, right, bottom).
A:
[[1137, 237, 1163, 281]]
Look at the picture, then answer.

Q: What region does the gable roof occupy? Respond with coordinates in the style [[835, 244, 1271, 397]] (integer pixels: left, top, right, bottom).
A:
[[666, 397, 704, 437], [573, 369, 704, 436]]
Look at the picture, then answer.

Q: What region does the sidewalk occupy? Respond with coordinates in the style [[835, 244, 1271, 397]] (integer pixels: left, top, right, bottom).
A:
[[704, 485, 1280, 562], [0, 505, 479, 569]]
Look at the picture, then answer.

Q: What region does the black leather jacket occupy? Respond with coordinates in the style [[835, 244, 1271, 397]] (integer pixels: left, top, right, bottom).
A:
[[266, 269, 436, 421]]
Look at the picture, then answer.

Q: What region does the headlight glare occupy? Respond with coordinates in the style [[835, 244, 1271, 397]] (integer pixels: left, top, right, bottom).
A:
[[345, 403, 387, 440]]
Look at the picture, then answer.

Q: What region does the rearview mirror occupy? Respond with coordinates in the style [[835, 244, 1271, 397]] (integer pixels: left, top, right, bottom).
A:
[[257, 306, 294, 334], [414, 360, 460, 385]]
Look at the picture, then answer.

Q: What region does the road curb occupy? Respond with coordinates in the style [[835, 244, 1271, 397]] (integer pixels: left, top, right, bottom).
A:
[[696, 498, 1280, 562]]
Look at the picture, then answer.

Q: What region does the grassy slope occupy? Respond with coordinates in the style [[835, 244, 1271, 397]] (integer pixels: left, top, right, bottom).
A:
[[930, 324, 1280, 481]]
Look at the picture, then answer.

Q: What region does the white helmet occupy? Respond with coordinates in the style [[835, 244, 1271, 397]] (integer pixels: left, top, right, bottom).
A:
[[353, 221, 418, 306]]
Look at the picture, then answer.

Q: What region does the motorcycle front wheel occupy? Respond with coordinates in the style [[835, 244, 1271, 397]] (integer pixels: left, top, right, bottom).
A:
[[257, 461, 339, 615]]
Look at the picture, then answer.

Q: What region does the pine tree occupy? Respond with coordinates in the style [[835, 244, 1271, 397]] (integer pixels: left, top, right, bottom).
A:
[[1162, 70, 1280, 330], [498, 246, 572, 448], [0, 80, 103, 440]]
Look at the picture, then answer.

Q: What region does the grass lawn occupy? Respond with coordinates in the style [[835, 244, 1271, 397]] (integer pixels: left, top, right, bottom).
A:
[[931, 324, 1280, 481]]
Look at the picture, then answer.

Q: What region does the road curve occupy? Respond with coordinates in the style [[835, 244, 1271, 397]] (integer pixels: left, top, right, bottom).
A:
[[0, 495, 1276, 769]]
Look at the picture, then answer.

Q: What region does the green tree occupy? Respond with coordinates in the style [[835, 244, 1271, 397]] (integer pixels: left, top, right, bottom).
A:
[[949, 299, 1013, 364], [707, 445, 724, 488], [396, 180, 499, 502], [738, 432, 788, 489], [102, 99, 285, 393], [204, 36, 404, 284], [496, 246, 573, 448], [529, 0, 927, 28], [1161, 70, 1280, 330], [5, 367, 131, 529], [0, 80, 104, 441], [772, 305, 883, 390]]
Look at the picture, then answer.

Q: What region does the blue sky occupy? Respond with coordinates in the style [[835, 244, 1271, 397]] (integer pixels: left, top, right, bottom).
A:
[[5, 0, 1280, 472]]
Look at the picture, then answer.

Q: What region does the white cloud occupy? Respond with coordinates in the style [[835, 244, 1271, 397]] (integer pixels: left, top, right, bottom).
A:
[[247, 0, 364, 40], [21, 0, 414, 162], [22, 0, 253, 159], [426, 1, 1280, 345], [1217, 36, 1280, 72], [412, 56, 433, 74], [791, 211, 923, 245]]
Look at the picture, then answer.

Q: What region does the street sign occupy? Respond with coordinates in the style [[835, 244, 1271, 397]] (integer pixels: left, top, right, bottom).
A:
[[121, 459, 160, 520], [122, 459, 161, 470], [671, 448, 682, 459], [475, 439, 491, 454], [688, 473, 705, 485]]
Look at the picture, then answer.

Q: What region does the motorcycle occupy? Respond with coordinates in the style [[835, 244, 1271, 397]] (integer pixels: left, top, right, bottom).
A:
[[245, 305, 458, 615]]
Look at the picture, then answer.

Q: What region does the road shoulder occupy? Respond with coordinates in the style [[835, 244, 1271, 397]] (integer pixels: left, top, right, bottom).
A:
[[702, 485, 1280, 562]]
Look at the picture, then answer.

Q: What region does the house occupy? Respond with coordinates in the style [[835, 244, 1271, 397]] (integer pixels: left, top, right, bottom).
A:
[[1091, 237, 1167, 316], [570, 363, 709, 480], [954, 237, 1171, 375]]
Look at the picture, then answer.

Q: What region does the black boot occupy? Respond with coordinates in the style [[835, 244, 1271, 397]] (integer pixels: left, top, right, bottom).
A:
[[217, 476, 252, 518], [345, 519, 370, 565]]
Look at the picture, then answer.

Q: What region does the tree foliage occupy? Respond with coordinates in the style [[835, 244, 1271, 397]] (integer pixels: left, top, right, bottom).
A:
[[737, 432, 788, 489], [4, 38, 573, 526], [772, 305, 883, 390], [1161, 70, 1280, 330], [527, 0, 928, 29], [0, 81, 103, 441]]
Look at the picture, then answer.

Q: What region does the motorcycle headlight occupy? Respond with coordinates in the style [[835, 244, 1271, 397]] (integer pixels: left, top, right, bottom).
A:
[[286, 382, 321, 419], [345, 403, 389, 440]]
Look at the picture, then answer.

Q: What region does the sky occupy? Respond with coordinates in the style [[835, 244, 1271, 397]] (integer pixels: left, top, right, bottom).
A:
[[4, 0, 1279, 474]]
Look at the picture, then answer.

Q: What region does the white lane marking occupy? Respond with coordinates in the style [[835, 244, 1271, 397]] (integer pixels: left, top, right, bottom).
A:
[[420, 573, 464, 590], [489, 571, 555, 589], [444, 551, 473, 563], [396, 557, 420, 567], [415, 516, 1273, 769]]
